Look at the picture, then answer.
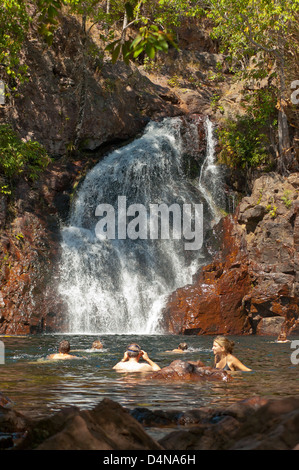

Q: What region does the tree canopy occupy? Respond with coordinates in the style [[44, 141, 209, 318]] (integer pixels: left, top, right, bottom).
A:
[[0, 0, 297, 171]]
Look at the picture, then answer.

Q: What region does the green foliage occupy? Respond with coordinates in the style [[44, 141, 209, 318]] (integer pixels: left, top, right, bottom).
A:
[[36, 0, 66, 44], [142, 56, 161, 73], [0, 0, 202, 83], [167, 74, 180, 88], [217, 88, 277, 169], [0, 125, 50, 192], [281, 190, 292, 209], [0, 0, 31, 86], [218, 116, 268, 169], [207, 0, 299, 99], [266, 198, 278, 219], [105, 20, 176, 64], [151, 0, 206, 32], [208, 0, 298, 60]]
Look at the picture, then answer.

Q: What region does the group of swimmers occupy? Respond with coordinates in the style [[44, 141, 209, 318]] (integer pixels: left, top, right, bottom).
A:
[[46, 336, 252, 372]]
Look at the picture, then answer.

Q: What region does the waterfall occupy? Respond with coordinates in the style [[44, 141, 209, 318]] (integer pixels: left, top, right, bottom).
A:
[[198, 117, 225, 224], [58, 116, 221, 334]]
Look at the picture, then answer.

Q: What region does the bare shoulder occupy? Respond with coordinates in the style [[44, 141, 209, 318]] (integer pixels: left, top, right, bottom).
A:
[[229, 354, 251, 371]]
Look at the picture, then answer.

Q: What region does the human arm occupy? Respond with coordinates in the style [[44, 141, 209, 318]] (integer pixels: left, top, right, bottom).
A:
[[120, 351, 130, 362], [112, 351, 129, 369], [141, 351, 161, 371], [229, 355, 251, 371]]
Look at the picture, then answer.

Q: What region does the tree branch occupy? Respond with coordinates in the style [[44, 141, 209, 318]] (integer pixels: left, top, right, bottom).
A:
[[240, 13, 281, 60]]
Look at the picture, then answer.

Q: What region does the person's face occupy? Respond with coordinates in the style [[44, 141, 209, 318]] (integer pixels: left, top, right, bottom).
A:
[[212, 341, 224, 355]]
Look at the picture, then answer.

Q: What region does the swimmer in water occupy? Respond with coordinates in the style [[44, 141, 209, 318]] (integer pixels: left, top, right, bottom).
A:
[[113, 343, 161, 372], [276, 332, 290, 343], [166, 342, 188, 353], [212, 336, 251, 371], [47, 340, 82, 360], [90, 340, 103, 350]]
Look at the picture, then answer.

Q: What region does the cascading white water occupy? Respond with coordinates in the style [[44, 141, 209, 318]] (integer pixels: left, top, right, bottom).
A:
[[198, 117, 226, 225], [58, 116, 222, 334]]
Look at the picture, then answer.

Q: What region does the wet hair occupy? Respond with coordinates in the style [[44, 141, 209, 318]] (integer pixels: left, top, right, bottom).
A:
[[214, 336, 235, 354], [126, 343, 141, 358], [92, 340, 103, 349], [58, 340, 71, 354], [178, 343, 188, 351]]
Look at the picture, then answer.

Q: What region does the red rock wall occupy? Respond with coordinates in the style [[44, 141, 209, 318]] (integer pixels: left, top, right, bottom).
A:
[[161, 173, 299, 336]]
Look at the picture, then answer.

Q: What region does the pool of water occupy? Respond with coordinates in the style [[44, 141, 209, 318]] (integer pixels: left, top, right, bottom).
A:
[[0, 334, 298, 423]]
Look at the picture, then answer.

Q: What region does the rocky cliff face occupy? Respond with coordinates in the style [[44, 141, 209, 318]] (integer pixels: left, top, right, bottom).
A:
[[0, 15, 224, 334], [5, 15, 184, 156], [161, 172, 299, 337], [0, 14, 298, 336], [0, 159, 85, 333]]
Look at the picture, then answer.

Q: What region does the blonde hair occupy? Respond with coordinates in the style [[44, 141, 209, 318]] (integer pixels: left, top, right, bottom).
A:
[[214, 336, 235, 354]]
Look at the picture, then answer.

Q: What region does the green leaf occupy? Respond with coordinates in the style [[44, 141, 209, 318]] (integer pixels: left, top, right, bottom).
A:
[[133, 46, 145, 58], [145, 44, 155, 59]]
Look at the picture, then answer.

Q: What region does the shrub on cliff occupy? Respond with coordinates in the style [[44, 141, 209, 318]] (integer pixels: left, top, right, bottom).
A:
[[0, 124, 50, 194], [217, 87, 278, 170]]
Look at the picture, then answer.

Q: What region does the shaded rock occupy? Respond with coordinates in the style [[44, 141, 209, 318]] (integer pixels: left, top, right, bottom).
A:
[[0, 395, 28, 449], [238, 204, 266, 233], [16, 398, 163, 451], [0, 159, 84, 334], [4, 16, 183, 157], [159, 396, 299, 450], [4, 394, 299, 451], [148, 360, 231, 382], [131, 406, 215, 428], [257, 316, 286, 335]]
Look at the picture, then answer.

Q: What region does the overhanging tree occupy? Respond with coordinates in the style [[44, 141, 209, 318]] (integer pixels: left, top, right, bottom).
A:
[[208, 0, 299, 174]]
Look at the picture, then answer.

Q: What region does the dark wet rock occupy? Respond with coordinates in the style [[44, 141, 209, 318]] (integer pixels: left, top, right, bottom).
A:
[[2, 394, 299, 450], [0, 394, 28, 449], [158, 396, 299, 450], [148, 360, 231, 382], [131, 406, 214, 428], [15, 398, 163, 450]]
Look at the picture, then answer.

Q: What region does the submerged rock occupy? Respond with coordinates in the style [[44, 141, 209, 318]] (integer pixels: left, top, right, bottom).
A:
[[148, 359, 231, 382]]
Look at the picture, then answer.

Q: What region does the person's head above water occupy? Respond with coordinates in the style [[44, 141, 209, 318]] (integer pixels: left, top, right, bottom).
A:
[[126, 343, 142, 358], [92, 340, 103, 350], [212, 335, 251, 372], [212, 336, 234, 355], [58, 340, 71, 354], [113, 343, 161, 372], [178, 343, 188, 351]]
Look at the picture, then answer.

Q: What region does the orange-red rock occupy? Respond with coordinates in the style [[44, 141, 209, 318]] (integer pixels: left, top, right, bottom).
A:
[[161, 173, 299, 337]]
